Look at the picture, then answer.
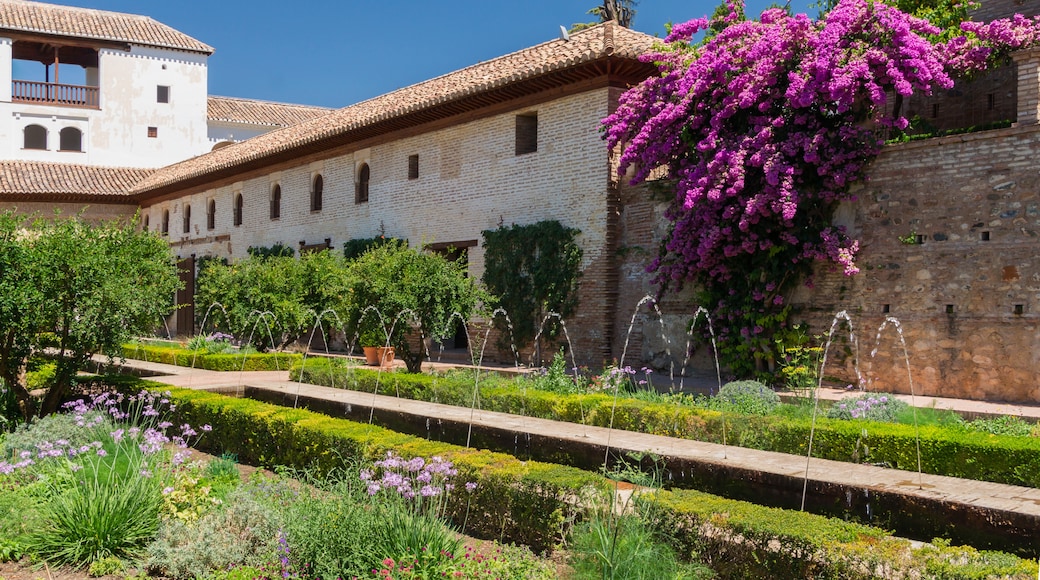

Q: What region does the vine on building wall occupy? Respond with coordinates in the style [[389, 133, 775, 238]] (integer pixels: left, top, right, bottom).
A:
[[603, 0, 1040, 379], [481, 220, 583, 358]]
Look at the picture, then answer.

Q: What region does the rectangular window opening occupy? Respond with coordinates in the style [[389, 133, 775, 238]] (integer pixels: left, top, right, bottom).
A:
[[987, 93, 995, 111], [931, 103, 939, 119], [981, 231, 991, 241], [408, 154, 419, 180], [945, 304, 954, 314], [882, 304, 890, 314], [915, 234, 926, 244], [1015, 304, 1025, 315], [515, 113, 538, 156], [157, 85, 170, 103], [147, 126, 158, 138]]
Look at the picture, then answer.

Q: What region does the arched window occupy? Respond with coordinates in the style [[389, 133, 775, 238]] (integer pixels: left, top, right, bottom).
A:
[[143, 214, 150, 232], [310, 174, 323, 212], [206, 199, 216, 230], [182, 204, 191, 234], [270, 184, 281, 220], [233, 193, 243, 227], [161, 210, 170, 236], [59, 127, 82, 152], [355, 164, 370, 204], [23, 125, 47, 150]]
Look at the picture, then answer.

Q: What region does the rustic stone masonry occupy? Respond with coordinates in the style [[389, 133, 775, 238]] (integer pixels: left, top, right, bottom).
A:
[[616, 47, 1040, 402]]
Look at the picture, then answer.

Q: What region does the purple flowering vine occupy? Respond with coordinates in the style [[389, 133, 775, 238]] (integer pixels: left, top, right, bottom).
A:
[[603, 0, 1040, 376]]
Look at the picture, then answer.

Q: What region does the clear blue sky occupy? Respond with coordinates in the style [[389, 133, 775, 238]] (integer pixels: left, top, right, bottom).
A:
[[48, 1, 815, 109]]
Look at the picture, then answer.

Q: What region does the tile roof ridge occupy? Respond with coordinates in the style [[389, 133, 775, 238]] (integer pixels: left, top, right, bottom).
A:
[[208, 95, 332, 110]]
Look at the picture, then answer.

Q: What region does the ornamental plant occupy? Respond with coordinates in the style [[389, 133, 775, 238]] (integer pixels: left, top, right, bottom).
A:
[[603, 0, 1040, 379]]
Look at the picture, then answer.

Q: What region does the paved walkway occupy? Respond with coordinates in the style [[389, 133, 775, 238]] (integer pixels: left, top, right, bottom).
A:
[[99, 355, 1040, 550]]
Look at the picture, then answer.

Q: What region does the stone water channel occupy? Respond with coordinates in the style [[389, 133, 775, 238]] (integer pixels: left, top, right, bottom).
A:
[[115, 357, 1040, 558]]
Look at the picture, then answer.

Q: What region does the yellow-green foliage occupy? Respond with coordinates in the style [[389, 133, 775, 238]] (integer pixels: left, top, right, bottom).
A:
[[643, 489, 1037, 580], [122, 344, 301, 372], [293, 360, 1040, 487]]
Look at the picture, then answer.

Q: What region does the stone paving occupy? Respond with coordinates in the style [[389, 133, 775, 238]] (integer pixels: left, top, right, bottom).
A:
[[104, 355, 1040, 546]]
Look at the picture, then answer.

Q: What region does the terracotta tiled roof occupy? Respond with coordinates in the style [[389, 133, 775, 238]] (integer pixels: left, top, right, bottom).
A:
[[0, 0, 213, 54], [207, 96, 332, 128], [134, 22, 657, 196], [0, 160, 153, 200]]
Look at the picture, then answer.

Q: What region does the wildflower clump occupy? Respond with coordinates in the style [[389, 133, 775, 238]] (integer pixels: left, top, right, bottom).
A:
[[827, 392, 909, 422]]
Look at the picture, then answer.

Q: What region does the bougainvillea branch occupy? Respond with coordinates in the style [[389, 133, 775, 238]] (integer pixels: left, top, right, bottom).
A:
[[603, 0, 962, 376]]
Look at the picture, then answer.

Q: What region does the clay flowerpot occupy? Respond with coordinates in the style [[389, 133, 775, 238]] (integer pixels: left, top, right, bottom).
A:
[[363, 346, 395, 367]]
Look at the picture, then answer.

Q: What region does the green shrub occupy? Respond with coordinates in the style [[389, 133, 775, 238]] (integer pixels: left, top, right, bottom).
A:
[[25, 359, 57, 392], [569, 512, 713, 580], [145, 483, 283, 579], [713, 380, 780, 415], [965, 415, 1035, 437], [121, 343, 300, 372], [31, 474, 162, 566], [519, 349, 585, 395], [279, 472, 382, 579], [88, 555, 125, 577], [826, 393, 909, 423]]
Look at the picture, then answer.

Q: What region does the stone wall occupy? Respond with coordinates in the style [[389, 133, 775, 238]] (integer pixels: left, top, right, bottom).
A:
[[791, 124, 1040, 402]]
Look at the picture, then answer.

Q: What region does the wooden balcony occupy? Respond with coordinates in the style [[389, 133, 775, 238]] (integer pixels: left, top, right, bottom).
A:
[[12, 80, 99, 109]]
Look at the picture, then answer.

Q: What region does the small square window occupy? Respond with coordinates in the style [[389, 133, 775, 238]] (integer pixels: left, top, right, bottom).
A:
[[882, 304, 890, 314], [147, 126, 158, 138], [515, 113, 538, 155], [157, 85, 170, 103], [408, 154, 419, 180], [981, 231, 991, 241]]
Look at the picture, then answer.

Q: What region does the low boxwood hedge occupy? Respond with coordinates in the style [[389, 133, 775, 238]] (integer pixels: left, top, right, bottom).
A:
[[292, 359, 1040, 487], [85, 375, 1035, 576], [121, 343, 301, 372], [644, 488, 1036, 579]]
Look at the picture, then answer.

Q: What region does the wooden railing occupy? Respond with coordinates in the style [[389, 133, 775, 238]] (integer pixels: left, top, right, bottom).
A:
[[12, 80, 99, 108]]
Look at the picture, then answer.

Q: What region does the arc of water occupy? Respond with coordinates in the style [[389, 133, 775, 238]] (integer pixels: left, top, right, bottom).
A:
[[239, 310, 277, 393], [468, 308, 525, 448], [801, 310, 861, 511], [871, 316, 923, 490], [293, 308, 345, 409], [187, 302, 232, 389]]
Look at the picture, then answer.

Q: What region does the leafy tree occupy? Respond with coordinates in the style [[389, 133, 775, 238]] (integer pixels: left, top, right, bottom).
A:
[[571, 0, 638, 32], [481, 221, 582, 360], [603, 0, 1040, 378], [195, 250, 353, 349], [0, 214, 180, 421], [343, 240, 488, 372]]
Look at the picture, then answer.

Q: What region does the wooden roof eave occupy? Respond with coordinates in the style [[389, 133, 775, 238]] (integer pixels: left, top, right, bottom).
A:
[[136, 55, 657, 203]]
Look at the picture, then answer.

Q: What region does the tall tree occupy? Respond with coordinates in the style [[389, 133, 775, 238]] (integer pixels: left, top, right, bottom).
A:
[[0, 214, 180, 421], [572, 0, 639, 32]]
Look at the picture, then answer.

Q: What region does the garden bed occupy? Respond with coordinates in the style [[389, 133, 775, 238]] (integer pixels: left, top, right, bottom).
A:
[[121, 342, 301, 372]]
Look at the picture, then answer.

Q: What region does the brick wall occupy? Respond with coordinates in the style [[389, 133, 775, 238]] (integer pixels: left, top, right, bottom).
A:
[[145, 89, 619, 366]]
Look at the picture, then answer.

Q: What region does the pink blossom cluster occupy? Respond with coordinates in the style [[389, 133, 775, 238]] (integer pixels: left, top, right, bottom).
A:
[[941, 13, 1040, 72], [0, 389, 209, 476], [360, 451, 472, 503]]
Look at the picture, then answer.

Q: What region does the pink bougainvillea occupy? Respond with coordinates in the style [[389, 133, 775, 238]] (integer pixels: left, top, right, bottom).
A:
[[605, 0, 1040, 376]]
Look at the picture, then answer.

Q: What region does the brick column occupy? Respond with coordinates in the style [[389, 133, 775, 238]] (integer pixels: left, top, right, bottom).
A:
[[1012, 47, 1040, 125]]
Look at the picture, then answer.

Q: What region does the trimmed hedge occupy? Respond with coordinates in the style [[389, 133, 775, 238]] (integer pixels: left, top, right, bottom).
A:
[[292, 359, 1040, 487], [88, 375, 1035, 576], [156, 385, 606, 552], [644, 488, 1037, 579], [121, 343, 301, 372]]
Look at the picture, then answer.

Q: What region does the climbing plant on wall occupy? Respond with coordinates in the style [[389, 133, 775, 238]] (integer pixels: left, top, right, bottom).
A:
[[481, 220, 582, 358], [603, 0, 1040, 378]]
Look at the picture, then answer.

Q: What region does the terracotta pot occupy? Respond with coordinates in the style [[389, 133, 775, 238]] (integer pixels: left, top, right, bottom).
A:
[[363, 346, 395, 367]]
